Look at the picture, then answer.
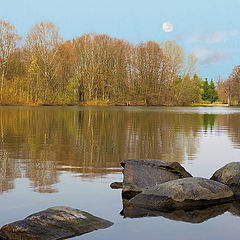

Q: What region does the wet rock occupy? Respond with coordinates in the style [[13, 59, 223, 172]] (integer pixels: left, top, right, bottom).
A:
[[121, 202, 231, 223], [0, 206, 113, 240], [129, 177, 234, 210], [120, 159, 192, 199], [110, 182, 123, 189], [211, 162, 240, 197]]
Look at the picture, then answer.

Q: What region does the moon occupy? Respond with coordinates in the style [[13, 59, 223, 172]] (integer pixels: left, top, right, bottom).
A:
[[162, 22, 173, 32]]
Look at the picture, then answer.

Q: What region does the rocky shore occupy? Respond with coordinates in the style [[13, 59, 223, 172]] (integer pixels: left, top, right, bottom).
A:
[[2, 159, 240, 239]]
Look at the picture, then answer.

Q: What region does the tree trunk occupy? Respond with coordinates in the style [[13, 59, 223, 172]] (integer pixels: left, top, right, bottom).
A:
[[1, 68, 5, 102], [227, 95, 231, 106]]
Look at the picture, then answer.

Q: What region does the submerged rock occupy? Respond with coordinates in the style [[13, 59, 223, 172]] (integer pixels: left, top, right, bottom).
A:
[[121, 159, 192, 198], [110, 182, 123, 189], [0, 206, 113, 240], [129, 177, 234, 210], [211, 162, 240, 197]]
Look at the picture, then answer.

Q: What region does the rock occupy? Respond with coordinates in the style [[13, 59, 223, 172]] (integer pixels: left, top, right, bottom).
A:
[[110, 182, 123, 189], [121, 202, 231, 223], [211, 162, 240, 197], [129, 177, 234, 210], [120, 159, 192, 198], [0, 206, 113, 240]]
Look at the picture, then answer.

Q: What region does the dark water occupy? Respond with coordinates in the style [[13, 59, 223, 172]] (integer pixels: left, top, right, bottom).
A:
[[0, 106, 240, 240]]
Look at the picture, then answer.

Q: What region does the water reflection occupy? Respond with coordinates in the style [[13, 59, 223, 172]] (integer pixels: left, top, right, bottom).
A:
[[121, 199, 240, 223], [121, 198, 231, 223], [0, 106, 239, 194], [202, 114, 217, 133], [0, 151, 19, 193], [217, 114, 240, 149]]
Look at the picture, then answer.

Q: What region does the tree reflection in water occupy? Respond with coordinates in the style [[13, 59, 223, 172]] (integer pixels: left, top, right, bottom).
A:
[[0, 106, 239, 194]]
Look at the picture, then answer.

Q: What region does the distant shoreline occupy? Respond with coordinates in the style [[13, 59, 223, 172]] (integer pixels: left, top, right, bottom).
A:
[[0, 103, 236, 107]]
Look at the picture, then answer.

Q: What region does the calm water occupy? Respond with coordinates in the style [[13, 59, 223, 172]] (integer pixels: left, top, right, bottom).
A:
[[0, 106, 240, 240]]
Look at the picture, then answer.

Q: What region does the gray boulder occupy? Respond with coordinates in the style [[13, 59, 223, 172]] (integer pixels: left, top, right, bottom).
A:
[[121, 159, 192, 198], [211, 162, 240, 197], [129, 177, 234, 210], [0, 206, 113, 240]]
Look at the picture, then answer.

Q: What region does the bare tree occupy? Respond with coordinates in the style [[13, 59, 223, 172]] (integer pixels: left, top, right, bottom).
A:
[[221, 65, 240, 105], [0, 20, 20, 100], [184, 52, 198, 77], [161, 40, 185, 81], [26, 21, 62, 103]]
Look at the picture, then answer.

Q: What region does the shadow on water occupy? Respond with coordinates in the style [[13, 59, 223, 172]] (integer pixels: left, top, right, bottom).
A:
[[0, 106, 239, 194]]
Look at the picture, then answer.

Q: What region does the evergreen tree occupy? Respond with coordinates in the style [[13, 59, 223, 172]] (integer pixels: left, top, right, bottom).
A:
[[208, 79, 218, 103], [201, 78, 209, 101]]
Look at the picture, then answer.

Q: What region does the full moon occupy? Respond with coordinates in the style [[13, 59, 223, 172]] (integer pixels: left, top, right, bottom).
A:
[[162, 22, 173, 32]]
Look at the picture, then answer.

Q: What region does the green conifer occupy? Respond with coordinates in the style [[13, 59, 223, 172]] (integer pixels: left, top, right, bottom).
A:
[[208, 79, 218, 103], [201, 78, 209, 101]]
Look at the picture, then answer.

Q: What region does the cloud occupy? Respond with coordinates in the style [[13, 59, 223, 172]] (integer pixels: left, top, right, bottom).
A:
[[190, 31, 228, 43], [189, 30, 238, 44], [193, 46, 229, 65], [230, 30, 238, 37]]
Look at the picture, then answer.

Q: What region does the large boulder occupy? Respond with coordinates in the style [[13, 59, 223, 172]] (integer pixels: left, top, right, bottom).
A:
[[211, 162, 240, 197], [120, 159, 192, 198], [129, 177, 234, 210], [0, 207, 113, 240]]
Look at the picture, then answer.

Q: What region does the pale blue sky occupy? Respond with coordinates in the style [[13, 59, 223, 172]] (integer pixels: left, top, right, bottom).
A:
[[1, 0, 240, 80]]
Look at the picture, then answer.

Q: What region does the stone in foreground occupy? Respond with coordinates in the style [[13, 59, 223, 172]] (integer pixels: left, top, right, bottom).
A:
[[121, 159, 192, 198], [0, 207, 113, 240], [130, 177, 234, 210], [211, 162, 240, 197]]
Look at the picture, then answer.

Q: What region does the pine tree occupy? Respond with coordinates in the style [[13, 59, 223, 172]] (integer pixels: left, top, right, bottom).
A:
[[201, 78, 209, 101], [208, 79, 218, 103]]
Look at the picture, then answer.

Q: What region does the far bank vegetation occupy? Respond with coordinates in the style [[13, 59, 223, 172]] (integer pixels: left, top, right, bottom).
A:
[[1, 20, 236, 106]]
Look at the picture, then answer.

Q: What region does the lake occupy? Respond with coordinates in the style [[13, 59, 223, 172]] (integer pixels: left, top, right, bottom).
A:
[[0, 106, 240, 240]]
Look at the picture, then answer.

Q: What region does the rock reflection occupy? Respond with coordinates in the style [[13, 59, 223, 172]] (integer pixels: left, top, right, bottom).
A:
[[121, 198, 231, 223], [228, 201, 240, 217]]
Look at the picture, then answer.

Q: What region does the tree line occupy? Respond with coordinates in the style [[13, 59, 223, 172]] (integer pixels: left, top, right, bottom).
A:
[[0, 20, 220, 106]]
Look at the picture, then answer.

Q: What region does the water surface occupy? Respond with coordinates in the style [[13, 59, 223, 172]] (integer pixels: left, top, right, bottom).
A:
[[0, 106, 240, 240]]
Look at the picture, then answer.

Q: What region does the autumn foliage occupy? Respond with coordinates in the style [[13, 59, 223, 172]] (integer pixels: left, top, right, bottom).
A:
[[0, 20, 203, 105]]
